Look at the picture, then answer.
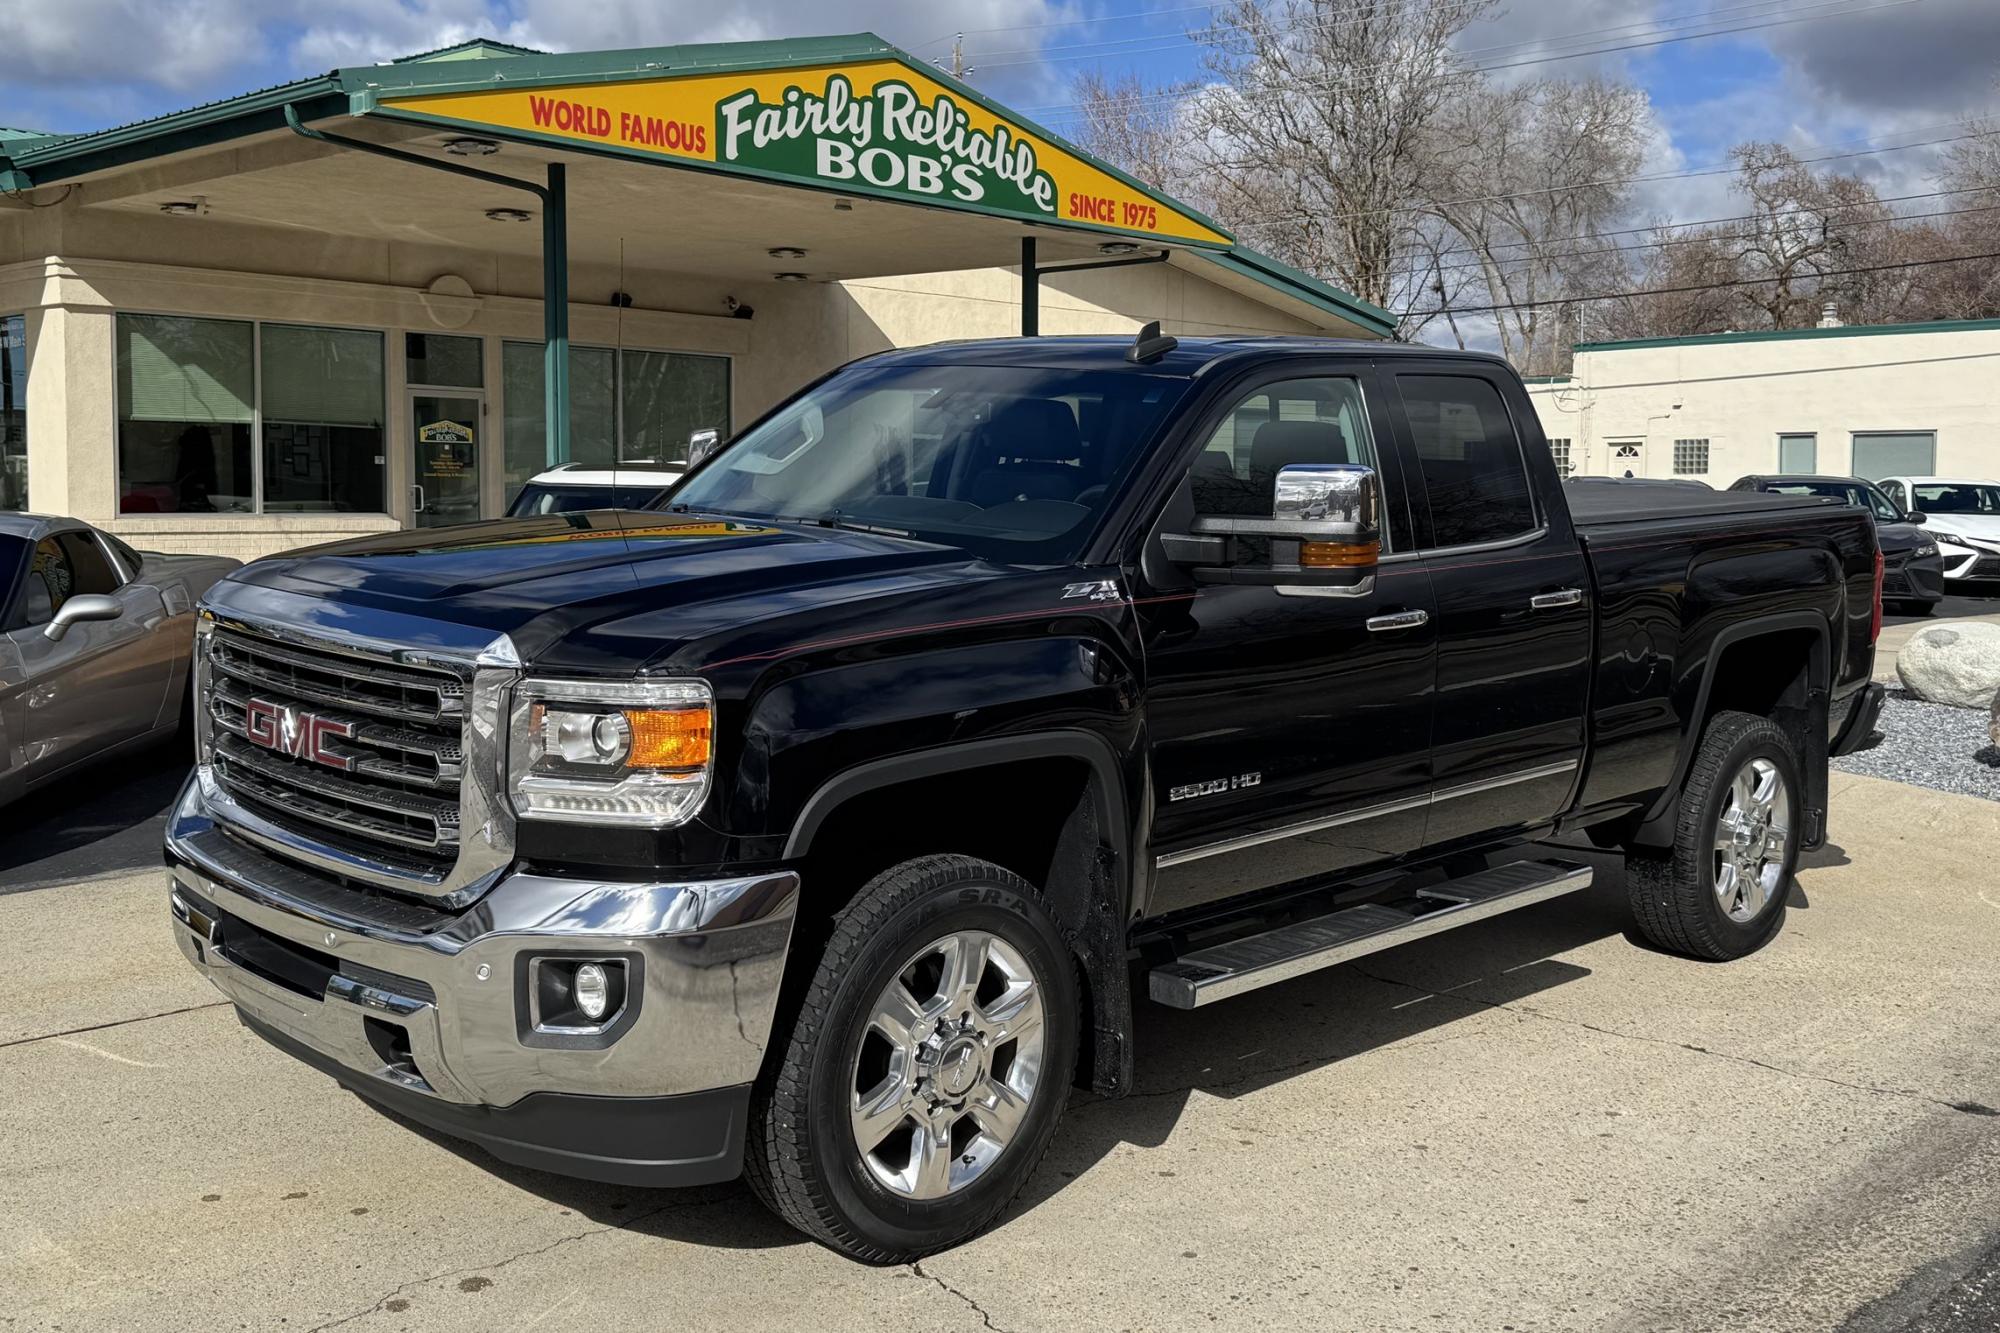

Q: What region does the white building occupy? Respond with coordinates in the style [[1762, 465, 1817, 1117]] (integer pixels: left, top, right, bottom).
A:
[[1524, 317, 2000, 485]]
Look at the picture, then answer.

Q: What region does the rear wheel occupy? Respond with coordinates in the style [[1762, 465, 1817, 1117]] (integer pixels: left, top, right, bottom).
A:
[[745, 854, 1078, 1263], [1626, 710, 1801, 960]]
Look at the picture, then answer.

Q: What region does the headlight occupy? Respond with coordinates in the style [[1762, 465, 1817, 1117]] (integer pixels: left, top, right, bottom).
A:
[[1914, 541, 1938, 557], [508, 678, 713, 827], [1930, 531, 1970, 548]]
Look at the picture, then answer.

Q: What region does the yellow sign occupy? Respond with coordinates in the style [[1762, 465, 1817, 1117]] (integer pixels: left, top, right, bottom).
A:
[[382, 60, 1231, 247], [419, 420, 474, 446]]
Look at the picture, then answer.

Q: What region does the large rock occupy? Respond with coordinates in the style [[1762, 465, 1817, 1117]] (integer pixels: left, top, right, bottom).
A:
[[1896, 622, 2000, 710]]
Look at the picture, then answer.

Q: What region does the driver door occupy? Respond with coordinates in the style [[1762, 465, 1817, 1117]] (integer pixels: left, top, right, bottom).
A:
[[1135, 366, 1438, 920], [5, 530, 174, 783]]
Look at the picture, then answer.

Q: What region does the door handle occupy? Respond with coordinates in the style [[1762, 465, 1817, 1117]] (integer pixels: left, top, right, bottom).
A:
[[412, 484, 426, 514], [1530, 588, 1583, 610], [1365, 609, 1430, 633]]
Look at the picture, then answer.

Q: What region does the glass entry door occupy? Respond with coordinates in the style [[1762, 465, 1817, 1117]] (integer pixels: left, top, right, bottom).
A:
[[410, 393, 481, 527]]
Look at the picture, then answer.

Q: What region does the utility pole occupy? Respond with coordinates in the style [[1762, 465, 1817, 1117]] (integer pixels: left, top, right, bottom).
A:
[[948, 33, 970, 80]]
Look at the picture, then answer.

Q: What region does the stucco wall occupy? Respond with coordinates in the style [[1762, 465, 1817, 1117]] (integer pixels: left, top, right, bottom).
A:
[[1526, 324, 2000, 484], [3, 195, 1344, 562]]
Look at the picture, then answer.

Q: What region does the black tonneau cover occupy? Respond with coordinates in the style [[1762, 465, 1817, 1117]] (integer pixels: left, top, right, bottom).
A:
[[1566, 481, 1834, 528]]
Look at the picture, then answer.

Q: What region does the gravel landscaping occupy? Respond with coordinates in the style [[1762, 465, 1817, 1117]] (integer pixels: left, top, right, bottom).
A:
[[1834, 688, 2000, 803]]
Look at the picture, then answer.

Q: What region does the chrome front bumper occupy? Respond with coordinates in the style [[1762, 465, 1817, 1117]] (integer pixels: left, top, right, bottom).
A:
[[165, 779, 798, 1116]]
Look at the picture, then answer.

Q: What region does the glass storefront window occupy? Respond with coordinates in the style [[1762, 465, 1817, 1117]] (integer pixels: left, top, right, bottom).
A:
[[405, 332, 483, 389], [117, 314, 255, 514], [502, 342, 710, 503], [261, 324, 385, 513], [1, 315, 25, 512], [116, 314, 386, 515]]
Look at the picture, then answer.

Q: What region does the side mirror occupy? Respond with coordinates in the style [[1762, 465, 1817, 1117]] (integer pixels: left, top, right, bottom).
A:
[[1164, 463, 1382, 596], [44, 593, 121, 642], [686, 428, 722, 468], [1905, 510, 1926, 525]]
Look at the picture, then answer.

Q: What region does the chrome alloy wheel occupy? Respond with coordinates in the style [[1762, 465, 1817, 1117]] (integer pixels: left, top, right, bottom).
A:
[[1712, 756, 1791, 922], [850, 930, 1046, 1200]]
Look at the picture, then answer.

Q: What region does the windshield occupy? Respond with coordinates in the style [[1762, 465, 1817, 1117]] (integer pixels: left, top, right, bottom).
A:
[[508, 481, 678, 517], [1766, 481, 1900, 521], [1912, 483, 2000, 515], [659, 362, 1193, 564]]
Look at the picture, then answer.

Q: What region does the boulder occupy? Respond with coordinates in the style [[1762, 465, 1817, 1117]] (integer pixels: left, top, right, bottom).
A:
[[1991, 690, 2000, 749], [1896, 622, 2000, 710]]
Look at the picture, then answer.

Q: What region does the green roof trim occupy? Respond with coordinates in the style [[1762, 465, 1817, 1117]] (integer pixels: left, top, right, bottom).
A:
[[1520, 374, 1573, 383], [1193, 248, 1397, 337], [391, 38, 546, 63], [1575, 316, 2000, 353]]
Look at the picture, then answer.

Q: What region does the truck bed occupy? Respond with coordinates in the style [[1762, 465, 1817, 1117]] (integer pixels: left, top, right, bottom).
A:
[[1565, 481, 1833, 529]]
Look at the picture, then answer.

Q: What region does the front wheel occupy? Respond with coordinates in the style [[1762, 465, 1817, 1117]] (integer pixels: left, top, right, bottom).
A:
[[1626, 709, 1802, 960], [745, 855, 1078, 1263]]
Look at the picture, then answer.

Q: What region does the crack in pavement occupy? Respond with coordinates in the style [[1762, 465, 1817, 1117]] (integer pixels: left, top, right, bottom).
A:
[[910, 1259, 1014, 1332], [0, 1000, 232, 1052], [1348, 964, 1994, 1117], [304, 1194, 734, 1332]]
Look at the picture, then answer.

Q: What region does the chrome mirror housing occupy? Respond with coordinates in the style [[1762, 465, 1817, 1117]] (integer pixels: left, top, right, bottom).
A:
[[686, 428, 722, 468], [1165, 463, 1383, 596]]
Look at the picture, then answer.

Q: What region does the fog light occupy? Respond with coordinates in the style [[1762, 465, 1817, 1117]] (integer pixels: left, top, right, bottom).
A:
[[574, 962, 610, 1021]]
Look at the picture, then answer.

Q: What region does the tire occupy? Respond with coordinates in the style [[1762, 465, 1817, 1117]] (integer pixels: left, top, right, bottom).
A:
[[1626, 709, 1802, 961], [745, 854, 1079, 1263], [1892, 600, 1933, 617]]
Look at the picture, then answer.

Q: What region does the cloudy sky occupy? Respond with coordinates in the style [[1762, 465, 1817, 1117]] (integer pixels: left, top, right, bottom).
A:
[[4, 0, 1997, 228]]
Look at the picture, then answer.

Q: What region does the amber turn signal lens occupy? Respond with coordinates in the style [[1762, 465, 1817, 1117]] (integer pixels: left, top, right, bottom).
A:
[[624, 705, 712, 769], [1298, 539, 1380, 569]]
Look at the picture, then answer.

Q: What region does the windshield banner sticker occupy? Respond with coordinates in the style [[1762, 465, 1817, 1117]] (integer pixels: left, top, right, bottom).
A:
[[378, 59, 1229, 246]]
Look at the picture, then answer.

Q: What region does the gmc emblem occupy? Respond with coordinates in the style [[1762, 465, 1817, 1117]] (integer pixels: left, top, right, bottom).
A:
[[244, 697, 355, 771]]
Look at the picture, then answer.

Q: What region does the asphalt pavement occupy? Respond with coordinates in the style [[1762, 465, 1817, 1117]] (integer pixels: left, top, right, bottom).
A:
[[3, 772, 1999, 1331]]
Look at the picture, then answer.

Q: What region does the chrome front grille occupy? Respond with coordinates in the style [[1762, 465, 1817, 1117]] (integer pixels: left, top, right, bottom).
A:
[[202, 623, 481, 891]]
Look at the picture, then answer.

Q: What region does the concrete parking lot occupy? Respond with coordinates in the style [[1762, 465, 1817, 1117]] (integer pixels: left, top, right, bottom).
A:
[[3, 766, 1998, 1332]]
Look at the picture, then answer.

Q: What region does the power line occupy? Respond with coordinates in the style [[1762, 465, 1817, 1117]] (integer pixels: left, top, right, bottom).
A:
[[986, 0, 1847, 72], [1404, 247, 2000, 316], [1022, 0, 1917, 113]]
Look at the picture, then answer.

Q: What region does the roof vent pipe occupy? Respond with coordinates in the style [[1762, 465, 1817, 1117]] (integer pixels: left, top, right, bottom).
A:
[[1818, 301, 1841, 329]]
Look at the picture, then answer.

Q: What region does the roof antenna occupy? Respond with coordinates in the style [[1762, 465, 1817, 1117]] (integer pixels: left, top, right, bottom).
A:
[[1127, 320, 1178, 365]]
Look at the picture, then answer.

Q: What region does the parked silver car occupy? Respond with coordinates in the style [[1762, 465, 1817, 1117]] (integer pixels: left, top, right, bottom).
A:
[[0, 514, 237, 807]]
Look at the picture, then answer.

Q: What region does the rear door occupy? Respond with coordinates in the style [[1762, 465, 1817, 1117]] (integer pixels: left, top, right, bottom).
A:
[[1138, 364, 1438, 917], [1382, 365, 1591, 847]]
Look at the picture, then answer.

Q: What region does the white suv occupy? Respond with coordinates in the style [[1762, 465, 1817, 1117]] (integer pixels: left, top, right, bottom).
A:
[[1876, 476, 2000, 590], [505, 462, 684, 517]]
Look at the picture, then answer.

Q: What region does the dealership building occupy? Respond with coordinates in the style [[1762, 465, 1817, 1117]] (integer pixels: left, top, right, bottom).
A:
[[1525, 316, 2000, 486], [0, 35, 1391, 560]]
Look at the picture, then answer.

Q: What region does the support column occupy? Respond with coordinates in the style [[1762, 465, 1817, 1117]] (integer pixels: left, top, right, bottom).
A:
[[543, 162, 570, 467], [1020, 236, 1038, 337]]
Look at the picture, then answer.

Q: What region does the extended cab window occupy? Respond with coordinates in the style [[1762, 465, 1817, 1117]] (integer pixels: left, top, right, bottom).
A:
[[1398, 375, 1537, 549], [1190, 376, 1379, 525]]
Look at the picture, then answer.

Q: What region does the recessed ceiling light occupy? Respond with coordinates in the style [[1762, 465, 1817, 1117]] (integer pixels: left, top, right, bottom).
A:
[[1098, 241, 1141, 256], [444, 137, 501, 156], [833, 199, 855, 212], [158, 201, 200, 216], [768, 246, 807, 259], [485, 207, 533, 223], [773, 272, 810, 282]]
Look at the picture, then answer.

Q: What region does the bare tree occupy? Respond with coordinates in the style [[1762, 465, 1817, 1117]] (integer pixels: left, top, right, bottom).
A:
[[1181, 0, 1500, 318], [1592, 223, 1746, 340], [1421, 77, 1650, 374], [1067, 70, 1195, 195]]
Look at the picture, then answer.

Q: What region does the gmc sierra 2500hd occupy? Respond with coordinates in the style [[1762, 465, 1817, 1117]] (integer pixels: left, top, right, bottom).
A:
[[167, 332, 1886, 1262]]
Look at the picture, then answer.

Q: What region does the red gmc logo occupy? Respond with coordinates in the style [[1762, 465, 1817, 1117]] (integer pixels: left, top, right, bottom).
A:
[[244, 697, 355, 771]]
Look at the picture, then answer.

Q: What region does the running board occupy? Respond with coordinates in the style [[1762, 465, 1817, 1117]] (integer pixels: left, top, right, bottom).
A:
[[1147, 859, 1594, 1010]]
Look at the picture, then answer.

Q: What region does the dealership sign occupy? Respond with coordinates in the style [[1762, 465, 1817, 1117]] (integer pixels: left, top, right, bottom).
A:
[[380, 59, 1229, 246]]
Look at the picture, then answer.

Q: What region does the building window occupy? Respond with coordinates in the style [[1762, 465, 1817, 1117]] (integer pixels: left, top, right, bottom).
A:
[[116, 314, 384, 515], [260, 324, 386, 513], [1546, 437, 1572, 476], [1778, 433, 1817, 474], [1673, 438, 1710, 475], [1, 314, 25, 512], [502, 341, 729, 503], [1850, 431, 1936, 482], [405, 333, 483, 389]]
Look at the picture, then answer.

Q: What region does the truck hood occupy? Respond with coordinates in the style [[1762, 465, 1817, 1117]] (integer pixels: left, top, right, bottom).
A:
[[213, 510, 984, 671]]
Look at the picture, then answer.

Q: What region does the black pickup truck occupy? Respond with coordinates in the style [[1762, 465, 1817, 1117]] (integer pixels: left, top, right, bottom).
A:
[[167, 332, 1884, 1262]]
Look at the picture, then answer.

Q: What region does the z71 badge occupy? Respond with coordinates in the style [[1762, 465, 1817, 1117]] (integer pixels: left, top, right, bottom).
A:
[[1168, 772, 1262, 802]]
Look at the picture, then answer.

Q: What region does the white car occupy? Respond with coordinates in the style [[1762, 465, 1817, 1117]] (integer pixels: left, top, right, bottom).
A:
[[505, 463, 684, 517], [1876, 476, 2000, 590]]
